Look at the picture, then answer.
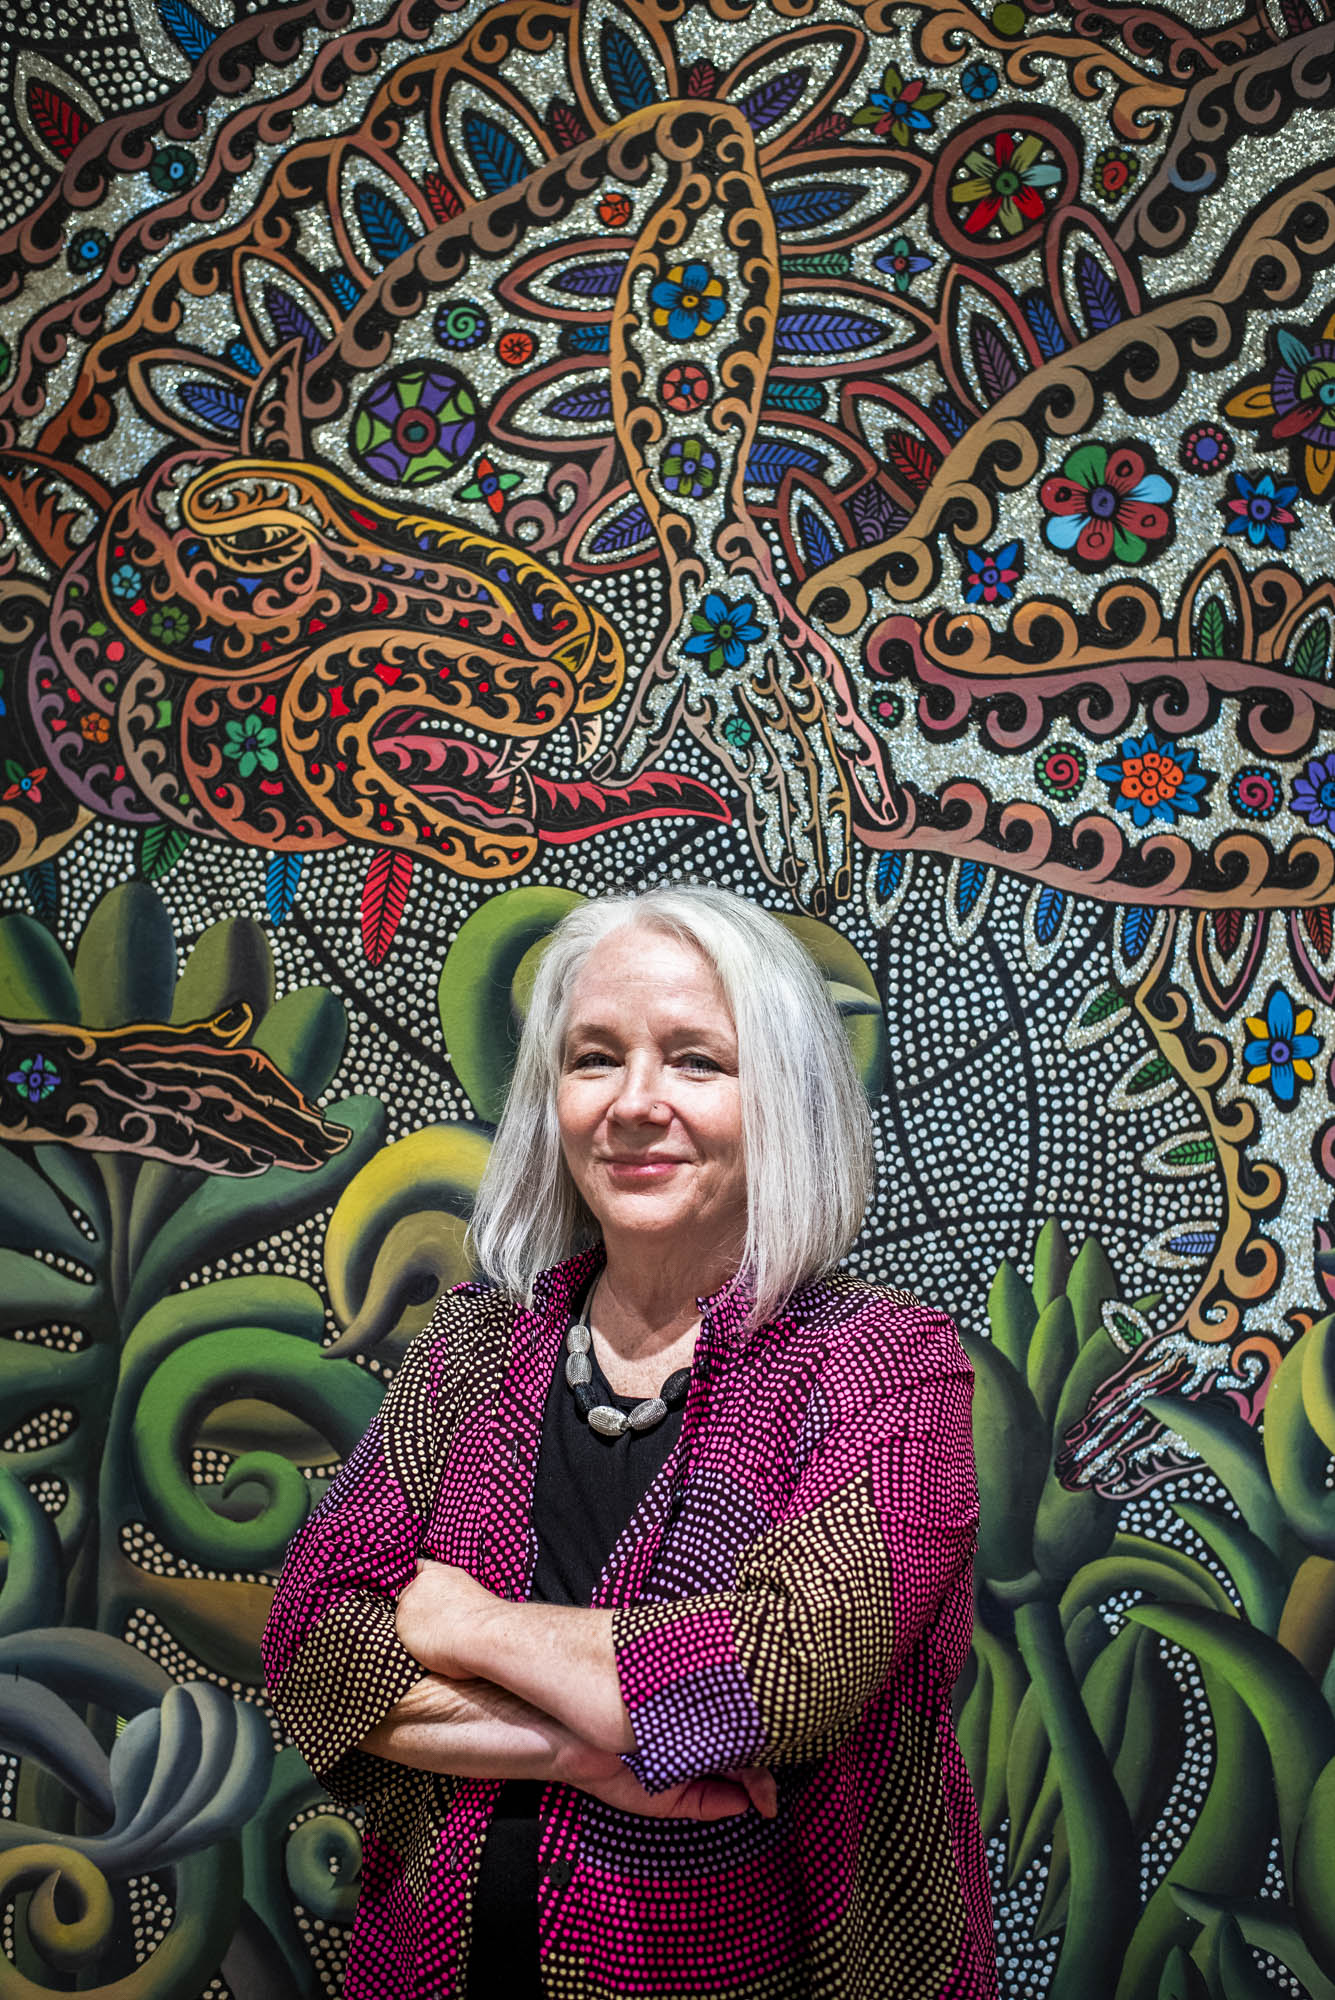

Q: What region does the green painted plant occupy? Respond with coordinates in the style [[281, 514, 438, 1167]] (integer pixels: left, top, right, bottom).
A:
[[0, 884, 388, 1992]]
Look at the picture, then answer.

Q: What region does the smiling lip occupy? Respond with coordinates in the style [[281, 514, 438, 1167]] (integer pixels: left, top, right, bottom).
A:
[[602, 1159, 683, 1176]]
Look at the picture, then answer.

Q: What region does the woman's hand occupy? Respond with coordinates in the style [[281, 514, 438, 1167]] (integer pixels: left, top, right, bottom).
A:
[[577, 1757, 778, 1822], [394, 1558, 498, 1677]]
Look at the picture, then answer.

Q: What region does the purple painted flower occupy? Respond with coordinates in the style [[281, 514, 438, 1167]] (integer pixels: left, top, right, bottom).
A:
[[1291, 751, 1335, 829], [7, 1052, 60, 1103]]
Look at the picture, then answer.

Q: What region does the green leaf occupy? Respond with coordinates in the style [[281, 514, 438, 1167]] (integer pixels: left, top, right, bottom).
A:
[[1078, 986, 1127, 1030], [139, 824, 193, 881], [437, 886, 584, 1121], [0, 913, 79, 1021], [1028, 1296, 1077, 1429], [73, 881, 177, 1029], [1031, 1218, 1072, 1313], [0, 1247, 105, 1333], [1128, 1601, 1335, 1874], [131, 1326, 385, 1569], [987, 1257, 1037, 1370], [1125, 1053, 1172, 1096], [1161, 1137, 1215, 1168], [1293, 1758, 1335, 1985], [1292, 619, 1331, 682], [1196, 596, 1228, 660], [1146, 1393, 1284, 1559], [0, 1146, 97, 1260], [958, 1329, 1048, 1583], [1157, 1945, 1210, 2000], [1065, 1236, 1119, 1347], [1262, 1327, 1335, 1555], [250, 986, 348, 1101], [0, 1465, 65, 1636], [1173, 1500, 1287, 1632], [171, 917, 274, 1027]]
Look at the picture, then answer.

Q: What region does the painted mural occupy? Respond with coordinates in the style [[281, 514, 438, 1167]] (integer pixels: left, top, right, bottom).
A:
[[1, 0, 1334, 1991]]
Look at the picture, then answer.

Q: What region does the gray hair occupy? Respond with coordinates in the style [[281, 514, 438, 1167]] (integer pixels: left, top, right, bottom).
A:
[[467, 885, 875, 1327]]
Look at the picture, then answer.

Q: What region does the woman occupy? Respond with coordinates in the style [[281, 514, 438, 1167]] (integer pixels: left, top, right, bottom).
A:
[[262, 886, 996, 1999]]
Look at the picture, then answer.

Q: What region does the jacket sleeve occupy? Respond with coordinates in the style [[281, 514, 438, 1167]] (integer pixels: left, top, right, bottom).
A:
[[260, 1290, 463, 1808], [610, 1305, 978, 1790]]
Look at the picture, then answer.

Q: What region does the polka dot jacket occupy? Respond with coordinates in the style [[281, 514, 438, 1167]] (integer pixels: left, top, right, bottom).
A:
[[261, 1247, 998, 1999]]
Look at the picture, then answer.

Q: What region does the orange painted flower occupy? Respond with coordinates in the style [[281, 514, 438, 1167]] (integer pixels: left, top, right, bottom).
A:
[[80, 710, 112, 743], [597, 191, 632, 228]]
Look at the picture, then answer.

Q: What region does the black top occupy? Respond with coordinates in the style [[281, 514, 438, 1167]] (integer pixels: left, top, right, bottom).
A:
[[465, 1288, 686, 1997]]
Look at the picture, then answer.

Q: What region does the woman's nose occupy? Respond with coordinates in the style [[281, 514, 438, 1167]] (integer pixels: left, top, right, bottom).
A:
[[610, 1063, 668, 1122]]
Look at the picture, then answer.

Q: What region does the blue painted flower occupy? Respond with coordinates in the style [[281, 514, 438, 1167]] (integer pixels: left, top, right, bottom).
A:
[[7, 1052, 60, 1103], [683, 592, 765, 675], [1096, 730, 1209, 827], [961, 61, 999, 100], [1290, 750, 1335, 829], [1243, 985, 1320, 1105], [1223, 469, 1300, 550], [649, 262, 728, 343], [722, 713, 754, 750], [963, 540, 1023, 605], [109, 562, 142, 601]]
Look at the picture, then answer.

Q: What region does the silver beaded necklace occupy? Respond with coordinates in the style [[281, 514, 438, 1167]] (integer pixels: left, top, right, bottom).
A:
[[564, 1274, 692, 1439]]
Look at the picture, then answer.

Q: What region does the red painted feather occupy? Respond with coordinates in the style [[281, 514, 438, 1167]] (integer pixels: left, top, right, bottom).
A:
[[360, 849, 413, 967], [27, 78, 91, 161]]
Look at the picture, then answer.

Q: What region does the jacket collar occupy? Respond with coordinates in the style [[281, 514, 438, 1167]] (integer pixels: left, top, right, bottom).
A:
[[527, 1245, 769, 1352]]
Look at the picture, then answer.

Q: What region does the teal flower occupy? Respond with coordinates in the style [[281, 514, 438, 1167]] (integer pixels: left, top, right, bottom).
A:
[[722, 714, 754, 750], [224, 716, 280, 778], [149, 145, 198, 193], [109, 563, 143, 601]]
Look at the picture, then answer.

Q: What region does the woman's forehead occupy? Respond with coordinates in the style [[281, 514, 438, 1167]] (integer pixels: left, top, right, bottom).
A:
[[565, 927, 734, 1025]]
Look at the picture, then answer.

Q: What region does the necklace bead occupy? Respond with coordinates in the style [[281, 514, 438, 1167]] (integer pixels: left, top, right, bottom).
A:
[[564, 1289, 691, 1440]]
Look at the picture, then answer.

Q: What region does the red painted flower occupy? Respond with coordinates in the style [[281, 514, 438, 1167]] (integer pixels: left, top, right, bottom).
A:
[[1040, 442, 1174, 569], [3, 763, 47, 804]]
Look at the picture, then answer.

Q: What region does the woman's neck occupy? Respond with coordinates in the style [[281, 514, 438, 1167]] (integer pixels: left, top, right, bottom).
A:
[[591, 1235, 738, 1368]]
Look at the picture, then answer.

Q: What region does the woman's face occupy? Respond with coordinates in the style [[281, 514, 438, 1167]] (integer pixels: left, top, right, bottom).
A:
[[556, 926, 747, 1265]]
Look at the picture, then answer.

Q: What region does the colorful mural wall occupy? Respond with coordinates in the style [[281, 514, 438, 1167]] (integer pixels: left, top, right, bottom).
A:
[[1, 0, 1335, 1992]]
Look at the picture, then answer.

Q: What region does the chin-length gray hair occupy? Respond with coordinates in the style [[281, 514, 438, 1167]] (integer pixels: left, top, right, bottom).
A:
[[467, 885, 875, 1328]]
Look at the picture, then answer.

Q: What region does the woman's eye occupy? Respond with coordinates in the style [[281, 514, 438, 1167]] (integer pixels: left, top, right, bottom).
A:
[[678, 1053, 719, 1073], [571, 1051, 615, 1069]]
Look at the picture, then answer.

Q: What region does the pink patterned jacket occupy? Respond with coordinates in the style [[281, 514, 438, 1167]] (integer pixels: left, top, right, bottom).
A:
[[261, 1248, 997, 1998]]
